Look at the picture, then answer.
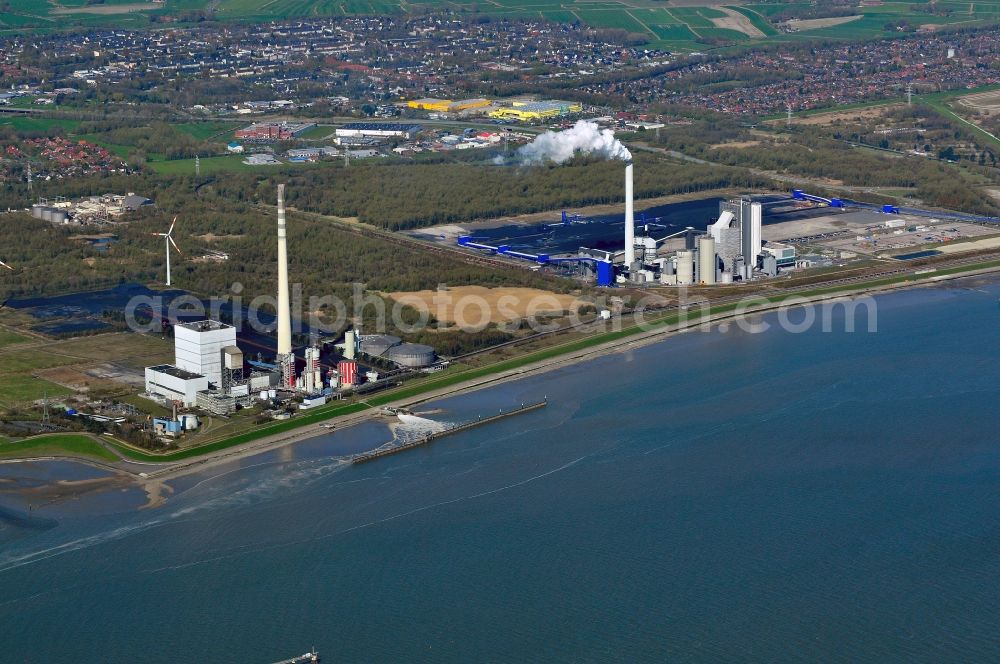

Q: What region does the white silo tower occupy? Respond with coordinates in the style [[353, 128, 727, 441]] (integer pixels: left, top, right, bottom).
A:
[[676, 251, 694, 285], [698, 236, 717, 285]]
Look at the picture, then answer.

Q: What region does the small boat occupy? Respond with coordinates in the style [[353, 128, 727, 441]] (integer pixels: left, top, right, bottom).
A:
[[273, 649, 319, 664]]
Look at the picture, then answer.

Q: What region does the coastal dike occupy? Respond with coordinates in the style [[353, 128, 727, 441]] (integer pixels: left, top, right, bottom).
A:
[[353, 400, 547, 465], [6, 258, 1000, 488]]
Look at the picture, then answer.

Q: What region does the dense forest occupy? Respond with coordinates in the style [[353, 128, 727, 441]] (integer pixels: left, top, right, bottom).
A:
[[1, 149, 769, 231], [207, 154, 771, 230], [648, 119, 1000, 216]]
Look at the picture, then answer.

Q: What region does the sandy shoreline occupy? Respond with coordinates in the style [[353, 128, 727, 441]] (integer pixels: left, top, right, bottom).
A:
[[3, 263, 1000, 508]]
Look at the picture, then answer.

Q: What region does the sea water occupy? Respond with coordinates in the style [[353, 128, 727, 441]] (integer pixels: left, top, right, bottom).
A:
[[2, 277, 1000, 662]]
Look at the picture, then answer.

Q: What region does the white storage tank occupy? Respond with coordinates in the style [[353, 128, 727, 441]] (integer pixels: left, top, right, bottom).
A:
[[385, 343, 436, 368], [697, 236, 716, 285], [676, 251, 694, 285], [359, 334, 401, 357], [720, 271, 734, 284]]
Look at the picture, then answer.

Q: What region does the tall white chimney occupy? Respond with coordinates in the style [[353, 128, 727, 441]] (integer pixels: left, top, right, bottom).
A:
[[276, 184, 292, 357], [624, 161, 636, 266]]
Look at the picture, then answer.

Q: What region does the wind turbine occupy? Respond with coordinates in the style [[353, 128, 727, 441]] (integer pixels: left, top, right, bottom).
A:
[[0, 259, 13, 271], [153, 217, 181, 286]]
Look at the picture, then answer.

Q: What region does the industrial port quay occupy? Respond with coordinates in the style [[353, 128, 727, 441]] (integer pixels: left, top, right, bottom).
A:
[[353, 400, 548, 464]]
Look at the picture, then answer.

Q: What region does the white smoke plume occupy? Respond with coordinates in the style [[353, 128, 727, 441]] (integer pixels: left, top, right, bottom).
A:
[[510, 120, 632, 165]]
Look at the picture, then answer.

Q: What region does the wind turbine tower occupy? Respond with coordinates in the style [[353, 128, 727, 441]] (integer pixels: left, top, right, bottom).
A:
[[276, 184, 295, 388], [153, 217, 181, 286]]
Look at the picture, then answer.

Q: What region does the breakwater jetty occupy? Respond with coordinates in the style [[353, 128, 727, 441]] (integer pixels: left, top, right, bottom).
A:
[[352, 400, 548, 465]]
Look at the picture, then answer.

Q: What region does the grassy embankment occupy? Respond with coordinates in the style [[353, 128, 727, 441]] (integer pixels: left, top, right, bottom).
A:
[[0, 433, 118, 462]]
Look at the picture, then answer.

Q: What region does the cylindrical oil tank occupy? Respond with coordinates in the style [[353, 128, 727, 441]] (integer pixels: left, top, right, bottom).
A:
[[698, 236, 716, 285], [676, 251, 694, 285], [720, 271, 734, 284], [344, 330, 356, 360], [359, 334, 400, 357], [385, 343, 436, 368]]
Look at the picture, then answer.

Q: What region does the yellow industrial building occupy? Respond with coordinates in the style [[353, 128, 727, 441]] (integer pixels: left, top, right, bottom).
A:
[[488, 100, 583, 121], [406, 98, 491, 113]]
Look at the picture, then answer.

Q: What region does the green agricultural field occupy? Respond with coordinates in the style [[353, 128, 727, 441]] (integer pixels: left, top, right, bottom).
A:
[[648, 23, 699, 42], [665, 7, 718, 29], [573, 9, 649, 34], [0, 0, 997, 53], [698, 27, 754, 42], [744, 2, 810, 17], [539, 9, 577, 24], [1, 117, 81, 134], [175, 122, 238, 142], [0, 434, 119, 461], [0, 375, 71, 407], [730, 6, 779, 36], [0, 349, 79, 375], [0, 328, 28, 349]]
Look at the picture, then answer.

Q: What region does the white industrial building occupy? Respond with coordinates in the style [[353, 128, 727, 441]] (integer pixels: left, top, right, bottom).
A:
[[714, 198, 763, 281], [335, 122, 422, 139], [144, 365, 209, 407], [174, 320, 237, 387]]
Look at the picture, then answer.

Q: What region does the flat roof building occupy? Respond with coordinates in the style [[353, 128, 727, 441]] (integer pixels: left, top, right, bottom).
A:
[[336, 122, 422, 139], [406, 98, 491, 113], [174, 320, 237, 387], [235, 121, 315, 143], [145, 364, 209, 407], [763, 241, 797, 268], [489, 100, 582, 121]]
